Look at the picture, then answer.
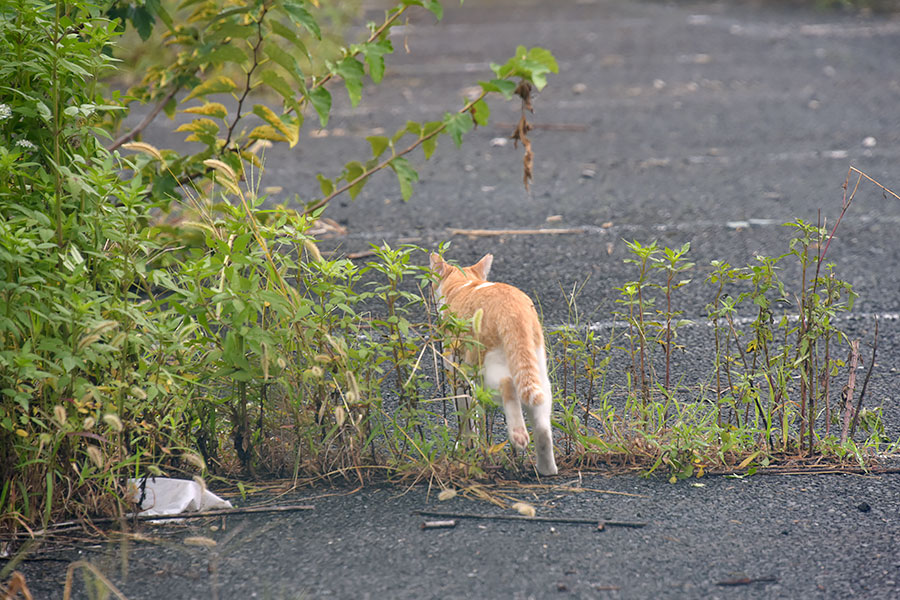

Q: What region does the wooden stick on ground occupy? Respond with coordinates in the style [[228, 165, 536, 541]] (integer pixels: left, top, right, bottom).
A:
[[25, 504, 317, 536], [413, 510, 646, 529]]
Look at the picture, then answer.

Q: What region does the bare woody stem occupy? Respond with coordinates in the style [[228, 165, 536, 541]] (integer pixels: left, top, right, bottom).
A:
[[108, 86, 179, 152], [225, 5, 270, 149]]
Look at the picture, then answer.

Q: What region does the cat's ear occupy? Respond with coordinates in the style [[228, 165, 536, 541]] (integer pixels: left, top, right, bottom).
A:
[[472, 253, 493, 280], [430, 253, 447, 276]]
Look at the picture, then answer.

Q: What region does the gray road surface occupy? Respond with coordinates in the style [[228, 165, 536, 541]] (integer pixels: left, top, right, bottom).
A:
[[18, 0, 900, 598]]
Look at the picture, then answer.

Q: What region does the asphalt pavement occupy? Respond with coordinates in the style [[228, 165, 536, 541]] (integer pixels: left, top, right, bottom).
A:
[[17, 0, 900, 598]]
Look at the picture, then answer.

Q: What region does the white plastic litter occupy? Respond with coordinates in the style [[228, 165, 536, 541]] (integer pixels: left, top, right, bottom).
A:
[[128, 477, 232, 516]]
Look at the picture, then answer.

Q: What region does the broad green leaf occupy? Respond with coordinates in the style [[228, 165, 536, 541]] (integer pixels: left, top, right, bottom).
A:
[[146, 0, 174, 30], [270, 20, 310, 59], [184, 102, 228, 119], [479, 79, 516, 100], [205, 44, 249, 67], [183, 75, 237, 102], [131, 5, 155, 40], [208, 22, 256, 41], [390, 157, 418, 201], [282, 0, 321, 39], [316, 173, 334, 196], [343, 161, 366, 199], [335, 57, 365, 107], [392, 120, 421, 143], [252, 105, 299, 147], [421, 121, 441, 159], [527, 47, 559, 74], [401, 0, 442, 20], [366, 135, 390, 158], [471, 99, 489, 126], [36, 101, 51, 122], [264, 44, 304, 85], [519, 58, 553, 90], [442, 112, 473, 147], [308, 86, 331, 127], [248, 125, 289, 143], [260, 70, 302, 114], [175, 118, 220, 144], [424, 0, 443, 20], [362, 38, 392, 84]]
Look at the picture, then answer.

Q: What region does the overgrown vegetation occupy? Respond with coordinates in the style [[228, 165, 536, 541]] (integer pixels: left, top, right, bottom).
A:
[[0, 0, 895, 546]]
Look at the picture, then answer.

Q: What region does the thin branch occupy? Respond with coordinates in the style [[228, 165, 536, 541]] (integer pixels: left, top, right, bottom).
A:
[[840, 340, 860, 445], [849, 166, 900, 201], [850, 316, 878, 437], [23, 504, 316, 536], [302, 92, 486, 215], [225, 6, 269, 149], [108, 86, 180, 152]]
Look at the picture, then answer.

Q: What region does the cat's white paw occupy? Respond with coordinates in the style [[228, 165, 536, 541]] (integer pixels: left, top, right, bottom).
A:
[[509, 427, 529, 450], [536, 455, 558, 476]]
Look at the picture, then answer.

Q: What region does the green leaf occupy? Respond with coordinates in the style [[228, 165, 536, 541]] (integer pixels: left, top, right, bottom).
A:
[[131, 5, 155, 40], [471, 99, 489, 126], [335, 57, 365, 107], [392, 121, 421, 143], [442, 112, 473, 147], [424, 0, 443, 20], [183, 75, 238, 102], [208, 22, 256, 41], [316, 173, 334, 196], [362, 38, 392, 84], [479, 79, 516, 100], [205, 44, 249, 67], [390, 157, 418, 201], [146, 0, 173, 30], [260, 70, 302, 114], [175, 118, 220, 144], [282, 0, 321, 39], [36, 101, 51, 122], [264, 44, 304, 85], [366, 135, 390, 158], [421, 121, 441, 159], [183, 102, 228, 119], [401, 0, 443, 20], [343, 161, 366, 199], [270, 20, 310, 59], [248, 125, 289, 143], [527, 47, 559, 74], [252, 105, 299, 147], [308, 86, 331, 127]]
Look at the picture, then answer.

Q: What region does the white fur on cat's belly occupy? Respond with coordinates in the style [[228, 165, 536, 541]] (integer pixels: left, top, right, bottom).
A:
[[482, 349, 511, 390]]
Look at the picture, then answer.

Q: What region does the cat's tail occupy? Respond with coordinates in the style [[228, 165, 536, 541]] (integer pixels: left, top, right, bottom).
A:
[[505, 328, 547, 407]]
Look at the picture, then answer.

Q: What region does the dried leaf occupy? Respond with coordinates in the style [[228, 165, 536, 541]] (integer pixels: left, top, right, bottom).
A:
[[121, 141, 164, 161], [438, 488, 457, 501], [184, 536, 217, 548], [512, 502, 536, 517]]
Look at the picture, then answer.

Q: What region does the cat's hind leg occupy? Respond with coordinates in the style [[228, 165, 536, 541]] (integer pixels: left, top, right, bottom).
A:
[[524, 396, 558, 475], [523, 356, 558, 476], [500, 377, 529, 451]]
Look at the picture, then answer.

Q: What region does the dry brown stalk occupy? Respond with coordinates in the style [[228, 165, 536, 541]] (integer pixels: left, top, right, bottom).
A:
[[840, 340, 861, 444]]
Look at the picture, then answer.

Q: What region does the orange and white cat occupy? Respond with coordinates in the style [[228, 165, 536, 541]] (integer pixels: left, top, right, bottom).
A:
[[430, 253, 558, 476]]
